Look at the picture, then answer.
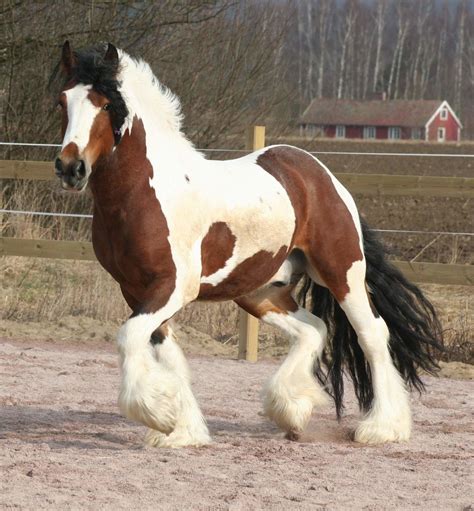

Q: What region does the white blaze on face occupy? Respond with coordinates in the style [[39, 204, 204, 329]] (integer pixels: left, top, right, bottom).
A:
[[62, 84, 101, 152]]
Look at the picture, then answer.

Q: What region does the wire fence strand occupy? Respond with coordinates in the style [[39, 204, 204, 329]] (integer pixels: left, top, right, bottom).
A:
[[2, 209, 473, 237], [1, 141, 474, 157]]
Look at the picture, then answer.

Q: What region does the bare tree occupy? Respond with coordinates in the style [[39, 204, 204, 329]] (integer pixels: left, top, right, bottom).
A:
[[410, 0, 433, 99], [387, 1, 410, 99], [2, 0, 474, 142], [434, 0, 449, 99], [372, 0, 388, 92], [295, 0, 332, 104], [454, 0, 467, 114], [337, 0, 357, 99], [0, 0, 291, 155], [316, 0, 332, 99]]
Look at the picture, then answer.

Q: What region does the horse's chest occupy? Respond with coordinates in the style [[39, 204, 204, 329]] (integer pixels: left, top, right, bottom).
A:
[[91, 205, 176, 301]]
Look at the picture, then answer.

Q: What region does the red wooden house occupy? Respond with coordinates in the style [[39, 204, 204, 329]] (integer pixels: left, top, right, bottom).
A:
[[299, 99, 462, 142]]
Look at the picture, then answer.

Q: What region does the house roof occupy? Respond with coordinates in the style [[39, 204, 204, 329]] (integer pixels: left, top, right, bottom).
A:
[[300, 99, 449, 128]]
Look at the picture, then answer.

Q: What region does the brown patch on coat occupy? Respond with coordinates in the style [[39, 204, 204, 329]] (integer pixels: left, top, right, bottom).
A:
[[85, 113, 115, 167], [87, 89, 108, 109], [123, 288, 171, 344], [59, 142, 80, 165], [198, 246, 288, 301], [150, 322, 171, 345], [257, 147, 363, 302], [84, 90, 115, 166], [236, 283, 299, 318], [201, 222, 236, 277], [58, 93, 69, 136], [90, 117, 177, 315]]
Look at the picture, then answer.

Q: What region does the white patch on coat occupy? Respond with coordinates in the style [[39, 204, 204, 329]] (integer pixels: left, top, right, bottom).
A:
[[62, 84, 101, 153], [261, 308, 329, 434], [196, 155, 296, 287]]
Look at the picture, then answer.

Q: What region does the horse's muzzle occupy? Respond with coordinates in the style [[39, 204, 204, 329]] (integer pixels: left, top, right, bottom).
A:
[[54, 157, 88, 191]]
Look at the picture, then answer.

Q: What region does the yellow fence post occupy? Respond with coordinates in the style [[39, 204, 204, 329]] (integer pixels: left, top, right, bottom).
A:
[[238, 126, 266, 362]]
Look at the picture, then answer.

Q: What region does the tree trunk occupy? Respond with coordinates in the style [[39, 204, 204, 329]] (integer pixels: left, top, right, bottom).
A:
[[372, 0, 387, 92]]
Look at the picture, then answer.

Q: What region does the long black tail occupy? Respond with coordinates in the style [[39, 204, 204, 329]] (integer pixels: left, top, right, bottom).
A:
[[298, 219, 444, 418]]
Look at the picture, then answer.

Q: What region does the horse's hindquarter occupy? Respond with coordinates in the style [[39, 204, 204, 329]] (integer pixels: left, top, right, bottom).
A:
[[256, 145, 364, 301]]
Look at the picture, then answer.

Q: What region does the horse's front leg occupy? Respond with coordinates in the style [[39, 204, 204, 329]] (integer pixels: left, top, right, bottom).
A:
[[144, 322, 211, 447], [116, 283, 203, 443]]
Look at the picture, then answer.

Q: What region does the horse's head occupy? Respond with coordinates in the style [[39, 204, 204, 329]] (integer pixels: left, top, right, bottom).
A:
[[54, 41, 128, 191]]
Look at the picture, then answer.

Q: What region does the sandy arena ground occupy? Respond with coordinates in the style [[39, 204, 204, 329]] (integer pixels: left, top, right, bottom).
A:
[[0, 337, 472, 511]]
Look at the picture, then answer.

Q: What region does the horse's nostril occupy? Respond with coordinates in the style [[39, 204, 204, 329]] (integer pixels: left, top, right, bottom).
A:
[[73, 160, 86, 178], [54, 158, 63, 176]]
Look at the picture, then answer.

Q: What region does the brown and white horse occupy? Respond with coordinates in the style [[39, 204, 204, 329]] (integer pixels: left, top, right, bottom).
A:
[[54, 42, 442, 448]]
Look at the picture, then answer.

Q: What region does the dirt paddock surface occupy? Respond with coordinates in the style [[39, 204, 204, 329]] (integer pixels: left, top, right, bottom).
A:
[[0, 339, 472, 511]]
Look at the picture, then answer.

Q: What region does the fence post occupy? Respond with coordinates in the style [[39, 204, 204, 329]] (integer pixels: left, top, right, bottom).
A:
[[238, 125, 266, 362]]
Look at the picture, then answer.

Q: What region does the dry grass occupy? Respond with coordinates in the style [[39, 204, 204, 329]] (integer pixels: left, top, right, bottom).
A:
[[2, 180, 92, 241], [421, 284, 473, 365], [1, 257, 472, 364], [2, 258, 128, 324]]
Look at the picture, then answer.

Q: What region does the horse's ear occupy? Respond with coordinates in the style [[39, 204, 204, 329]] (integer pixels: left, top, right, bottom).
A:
[[61, 40, 76, 76], [104, 43, 119, 65]]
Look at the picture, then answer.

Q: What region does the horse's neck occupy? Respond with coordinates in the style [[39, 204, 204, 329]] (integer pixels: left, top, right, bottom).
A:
[[89, 117, 201, 213]]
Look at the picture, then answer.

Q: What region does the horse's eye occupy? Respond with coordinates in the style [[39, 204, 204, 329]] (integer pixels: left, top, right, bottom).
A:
[[103, 104, 111, 111]]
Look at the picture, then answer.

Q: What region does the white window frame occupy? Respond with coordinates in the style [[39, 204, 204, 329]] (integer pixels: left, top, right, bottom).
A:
[[305, 124, 316, 137], [335, 125, 346, 139], [363, 126, 376, 139], [411, 128, 422, 140], [388, 127, 401, 140], [437, 127, 446, 142], [440, 107, 448, 120]]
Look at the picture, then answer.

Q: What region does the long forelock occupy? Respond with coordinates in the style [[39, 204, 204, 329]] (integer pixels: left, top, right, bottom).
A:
[[116, 51, 183, 133], [67, 44, 129, 142]]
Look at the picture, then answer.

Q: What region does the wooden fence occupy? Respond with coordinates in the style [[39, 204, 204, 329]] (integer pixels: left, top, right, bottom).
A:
[[1, 127, 473, 361], [2, 160, 473, 198]]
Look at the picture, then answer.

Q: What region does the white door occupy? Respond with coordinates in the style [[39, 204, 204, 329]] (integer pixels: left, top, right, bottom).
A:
[[437, 127, 446, 142]]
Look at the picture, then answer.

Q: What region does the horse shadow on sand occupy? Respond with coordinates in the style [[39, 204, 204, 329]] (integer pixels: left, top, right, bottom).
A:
[[0, 405, 354, 450]]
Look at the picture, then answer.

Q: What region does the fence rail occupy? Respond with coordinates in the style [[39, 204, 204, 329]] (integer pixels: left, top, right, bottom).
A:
[[1, 237, 472, 286], [2, 159, 473, 198]]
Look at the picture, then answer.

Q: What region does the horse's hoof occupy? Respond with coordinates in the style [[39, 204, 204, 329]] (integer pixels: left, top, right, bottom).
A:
[[145, 428, 212, 448], [354, 419, 411, 444], [285, 430, 301, 441]]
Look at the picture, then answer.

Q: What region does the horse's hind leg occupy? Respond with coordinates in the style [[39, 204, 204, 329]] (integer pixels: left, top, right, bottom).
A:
[[145, 322, 211, 448], [338, 263, 411, 443], [308, 259, 411, 443], [236, 285, 328, 439]]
